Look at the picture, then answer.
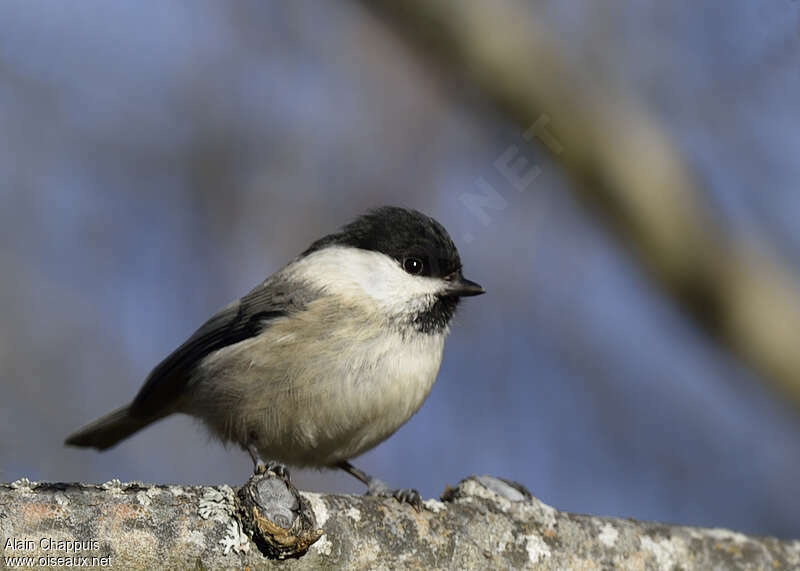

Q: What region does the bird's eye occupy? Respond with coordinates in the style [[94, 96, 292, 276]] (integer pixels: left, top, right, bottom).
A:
[[403, 257, 424, 275]]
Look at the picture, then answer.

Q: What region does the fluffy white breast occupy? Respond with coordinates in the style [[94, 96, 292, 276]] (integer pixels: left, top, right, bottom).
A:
[[186, 245, 456, 466], [189, 294, 448, 466]]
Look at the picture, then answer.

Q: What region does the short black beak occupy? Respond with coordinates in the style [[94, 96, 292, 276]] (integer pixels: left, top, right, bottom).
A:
[[446, 275, 485, 297]]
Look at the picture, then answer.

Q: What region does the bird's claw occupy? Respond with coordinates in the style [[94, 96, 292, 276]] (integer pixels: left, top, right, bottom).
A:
[[367, 479, 422, 511], [392, 488, 423, 510], [255, 461, 291, 481]]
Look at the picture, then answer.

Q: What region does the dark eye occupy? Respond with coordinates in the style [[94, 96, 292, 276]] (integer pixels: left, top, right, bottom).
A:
[[403, 257, 424, 275]]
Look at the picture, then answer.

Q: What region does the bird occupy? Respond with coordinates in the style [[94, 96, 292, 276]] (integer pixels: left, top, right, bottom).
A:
[[65, 206, 484, 505]]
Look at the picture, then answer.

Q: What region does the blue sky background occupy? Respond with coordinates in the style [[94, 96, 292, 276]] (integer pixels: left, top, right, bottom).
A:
[[2, 1, 800, 538]]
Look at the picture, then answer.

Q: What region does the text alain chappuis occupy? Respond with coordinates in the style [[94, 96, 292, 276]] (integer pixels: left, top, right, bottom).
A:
[[3, 537, 111, 567]]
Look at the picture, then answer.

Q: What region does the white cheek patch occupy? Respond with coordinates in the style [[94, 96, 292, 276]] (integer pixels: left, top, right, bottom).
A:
[[285, 246, 445, 313]]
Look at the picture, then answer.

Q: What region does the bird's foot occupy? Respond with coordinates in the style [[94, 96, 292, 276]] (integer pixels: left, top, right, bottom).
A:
[[367, 478, 422, 511], [255, 460, 291, 481], [248, 443, 290, 480]]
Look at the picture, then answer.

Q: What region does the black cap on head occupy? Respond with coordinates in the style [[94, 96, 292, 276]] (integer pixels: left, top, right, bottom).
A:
[[304, 206, 484, 333], [304, 206, 463, 280]]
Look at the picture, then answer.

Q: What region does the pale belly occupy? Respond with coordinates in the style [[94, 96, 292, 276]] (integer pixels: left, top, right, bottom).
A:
[[186, 308, 447, 467]]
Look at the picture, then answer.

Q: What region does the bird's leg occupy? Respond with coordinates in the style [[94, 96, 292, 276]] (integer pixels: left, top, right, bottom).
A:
[[336, 460, 421, 510], [247, 443, 266, 473], [246, 443, 290, 480]]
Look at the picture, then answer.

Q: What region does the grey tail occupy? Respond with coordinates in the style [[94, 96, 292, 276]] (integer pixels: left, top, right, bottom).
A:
[[64, 405, 159, 450]]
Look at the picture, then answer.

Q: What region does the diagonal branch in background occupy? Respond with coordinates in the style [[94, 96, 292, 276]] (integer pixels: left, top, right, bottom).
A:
[[358, 0, 800, 408]]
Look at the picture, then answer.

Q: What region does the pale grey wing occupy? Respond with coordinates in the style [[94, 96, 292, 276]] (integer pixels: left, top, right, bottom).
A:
[[129, 278, 308, 418]]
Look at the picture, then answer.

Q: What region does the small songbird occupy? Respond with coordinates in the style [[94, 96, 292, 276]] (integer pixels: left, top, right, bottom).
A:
[[66, 206, 484, 505]]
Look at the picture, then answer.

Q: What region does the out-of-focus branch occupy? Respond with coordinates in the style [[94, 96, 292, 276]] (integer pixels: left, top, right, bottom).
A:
[[358, 0, 800, 407], [2, 476, 797, 569]]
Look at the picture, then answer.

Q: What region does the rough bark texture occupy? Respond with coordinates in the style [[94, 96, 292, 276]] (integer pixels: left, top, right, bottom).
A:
[[1, 475, 798, 569]]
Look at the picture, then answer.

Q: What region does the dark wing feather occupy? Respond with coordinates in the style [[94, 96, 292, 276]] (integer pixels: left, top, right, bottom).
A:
[[130, 278, 306, 417]]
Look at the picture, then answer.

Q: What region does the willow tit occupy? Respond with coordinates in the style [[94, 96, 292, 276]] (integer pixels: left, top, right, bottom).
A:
[[66, 206, 484, 504]]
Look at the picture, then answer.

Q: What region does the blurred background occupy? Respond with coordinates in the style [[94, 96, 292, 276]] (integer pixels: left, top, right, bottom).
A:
[[2, 0, 800, 539]]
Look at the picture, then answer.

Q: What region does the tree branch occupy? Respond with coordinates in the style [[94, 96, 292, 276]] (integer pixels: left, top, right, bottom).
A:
[[1, 476, 797, 569]]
